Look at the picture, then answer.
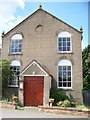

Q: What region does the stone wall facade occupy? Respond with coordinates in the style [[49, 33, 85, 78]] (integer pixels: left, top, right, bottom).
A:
[[2, 7, 83, 103]]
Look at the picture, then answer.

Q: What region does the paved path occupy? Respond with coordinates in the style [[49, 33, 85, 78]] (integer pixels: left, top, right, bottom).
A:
[[0, 108, 88, 118]]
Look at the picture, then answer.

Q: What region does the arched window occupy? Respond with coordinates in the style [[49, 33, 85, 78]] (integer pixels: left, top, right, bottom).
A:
[[10, 34, 22, 53], [9, 60, 21, 87], [58, 31, 71, 52], [58, 60, 72, 89]]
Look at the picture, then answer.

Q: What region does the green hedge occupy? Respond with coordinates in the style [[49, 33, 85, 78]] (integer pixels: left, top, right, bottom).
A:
[[50, 89, 70, 106]]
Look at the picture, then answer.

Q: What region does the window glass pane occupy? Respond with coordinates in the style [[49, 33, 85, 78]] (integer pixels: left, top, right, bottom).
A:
[[11, 44, 14, 48], [63, 82, 66, 87], [63, 38, 66, 41], [15, 71, 19, 75], [63, 77, 67, 81], [11, 40, 14, 44], [10, 36, 22, 53], [59, 42, 62, 46], [59, 38, 61, 41], [68, 82, 71, 87], [63, 66, 66, 70], [59, 66, 62, 70], [68, 77, 71, 81], [11, 80, 16, 85], [16, 40, 18, 44], [16, 66, 20, 70], [67, 42, 70, 46], [67, 38, 70, 41], [59, 47, 62, 51], [68, 72, 71, 76], [19, 39, 22, 43], [68, 66, 71, 70], [18, 49, 21, 52], [67, 47, 70, 51], [63, 47, 66, 51], [59, 71, 62, 76], [13, 66, 16, 70], [63, 41, 66, 46], [63, 71, 67, 76], [59, 82, 62, 87], [19, 44, 22, 48], [59, 77, 62, 81], [15, 49, 17, 52], [59, 39, 62, 45]]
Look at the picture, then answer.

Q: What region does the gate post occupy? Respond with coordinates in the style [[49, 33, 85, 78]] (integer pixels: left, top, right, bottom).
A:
[[18, 77, 24, 106]]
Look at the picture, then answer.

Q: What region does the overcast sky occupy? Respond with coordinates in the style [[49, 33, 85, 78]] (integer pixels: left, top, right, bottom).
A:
[[0, 0, 89, 49]]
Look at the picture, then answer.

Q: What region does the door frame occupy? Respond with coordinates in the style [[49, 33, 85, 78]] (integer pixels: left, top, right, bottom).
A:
[[24, 76, 44, 106], [19, 60, 51, 106]]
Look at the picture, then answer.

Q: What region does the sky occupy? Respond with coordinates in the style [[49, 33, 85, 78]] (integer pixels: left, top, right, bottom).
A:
[[0, 0, 89, 49]]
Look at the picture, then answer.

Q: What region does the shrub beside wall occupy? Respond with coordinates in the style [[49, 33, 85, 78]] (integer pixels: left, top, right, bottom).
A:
[[50, 89, 70, 106]]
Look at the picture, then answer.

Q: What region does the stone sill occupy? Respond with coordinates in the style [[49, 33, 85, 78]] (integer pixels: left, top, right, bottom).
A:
[[57, 52, 74, 54], [39, 106, 90, 116], [8, 52, 23, 56]]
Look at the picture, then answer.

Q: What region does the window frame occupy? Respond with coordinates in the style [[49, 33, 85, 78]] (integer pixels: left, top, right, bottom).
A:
[[57, 31, 72, 53], [8, 60, 21, 87], [57, 60, 72, 89], [10, 34, 22, 54]]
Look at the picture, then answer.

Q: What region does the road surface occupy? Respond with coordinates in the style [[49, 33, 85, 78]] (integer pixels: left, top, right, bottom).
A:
[[0, 107, 88, 119]]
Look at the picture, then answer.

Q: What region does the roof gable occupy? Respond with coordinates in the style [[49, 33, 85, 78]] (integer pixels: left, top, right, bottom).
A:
[[20, 60, 49, 76], [2, 6, 81, 37]]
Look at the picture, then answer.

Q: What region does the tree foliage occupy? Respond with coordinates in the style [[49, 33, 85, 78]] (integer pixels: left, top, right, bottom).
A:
[[82, 45, 90, 90], [0, 60, 14, 97]]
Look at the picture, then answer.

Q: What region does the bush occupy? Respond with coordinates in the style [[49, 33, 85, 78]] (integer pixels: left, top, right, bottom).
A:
[[50, 89, 70, 106], [2, 98, 12, 103], [62, 100, 71, 107], [83, 75, 90, 90], [57, 100, 76, 107], [0, 60, 14, 97]]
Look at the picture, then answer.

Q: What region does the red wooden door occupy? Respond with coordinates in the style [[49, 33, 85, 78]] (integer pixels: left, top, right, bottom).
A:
[[24, 76, 44, 106]]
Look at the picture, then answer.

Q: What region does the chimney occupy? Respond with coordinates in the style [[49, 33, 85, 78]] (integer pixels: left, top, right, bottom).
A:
[[2, 31, 5, 37], [80, 26, 83, 33], [39, 5, 42, 9]]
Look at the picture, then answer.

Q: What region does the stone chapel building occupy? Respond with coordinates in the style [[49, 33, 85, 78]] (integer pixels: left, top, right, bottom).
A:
[[2, 5, 83, 106]]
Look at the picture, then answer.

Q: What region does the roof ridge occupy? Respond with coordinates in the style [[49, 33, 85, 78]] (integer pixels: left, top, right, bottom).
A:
[[2, 7, 81, 38]]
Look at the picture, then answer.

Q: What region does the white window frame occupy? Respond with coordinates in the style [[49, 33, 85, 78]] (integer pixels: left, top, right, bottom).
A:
[[57, 60, 72, 89], [10, 34, 22, 54], [8, 60, 21, 87], [57, 31, 72, 53]]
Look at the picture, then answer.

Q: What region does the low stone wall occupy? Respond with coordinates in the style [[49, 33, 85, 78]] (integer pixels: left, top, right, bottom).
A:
[[4, 87, 18, 98], [39, 106, 90, 116], [0, 102, 17, 109]]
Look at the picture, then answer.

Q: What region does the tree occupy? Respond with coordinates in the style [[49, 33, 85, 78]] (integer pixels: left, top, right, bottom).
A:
[[0, 60, 14, 97], [82, 45, 90, 90]]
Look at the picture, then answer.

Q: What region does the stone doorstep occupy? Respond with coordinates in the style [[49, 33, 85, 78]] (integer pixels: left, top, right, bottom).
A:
[[0, 102, 17, 109], [38, 106, 90, 116]]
